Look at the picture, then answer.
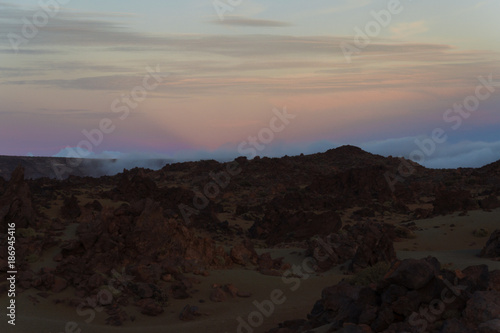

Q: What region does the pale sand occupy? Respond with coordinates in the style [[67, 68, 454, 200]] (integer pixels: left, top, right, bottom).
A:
[[1, 268, 345, 333], [394, 208, 500, 270], [2, 209, 499, 333]]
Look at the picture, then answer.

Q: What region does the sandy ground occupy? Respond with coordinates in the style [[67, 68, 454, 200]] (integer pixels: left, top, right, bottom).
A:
[[394, 208, 500, 271], [2, 208, 499, 333]]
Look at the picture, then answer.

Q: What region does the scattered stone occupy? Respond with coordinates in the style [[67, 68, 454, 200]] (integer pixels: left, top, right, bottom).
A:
[[135, 298, 164, 316], [179, 304, 201, 321]]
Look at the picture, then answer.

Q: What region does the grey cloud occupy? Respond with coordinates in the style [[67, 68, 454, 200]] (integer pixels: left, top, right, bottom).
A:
[[0, 61, 133, 79], [108, 36, 456, 59], [210, 16, 292, 27], [360, 138, 500, 169], [0, 48, 60, 54], [4, 59, 497, 96], [2, 1, 499, 98], [0, 3, 464, 59], [34, 108, 112, 118], [36, 61, 136, 74], [6, 74, 156, 91]]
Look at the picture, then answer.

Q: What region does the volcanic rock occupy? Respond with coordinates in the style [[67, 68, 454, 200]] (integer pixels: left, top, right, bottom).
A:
[[385, 257, 440, 290], [464, 291, 500, 327], [0, 166, 36, 228], [179, 304, 202, 321], [433, 188, 477, 215], [135, 298, 164, 316], [60, 195, 81, 219], [307, 222, 397, 272], [480, 230, 500, 258], [230, 239, 258, 266]]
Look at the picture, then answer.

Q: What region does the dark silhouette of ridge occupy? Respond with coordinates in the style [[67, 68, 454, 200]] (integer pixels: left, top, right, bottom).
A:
[[0, 145, 498, 180]]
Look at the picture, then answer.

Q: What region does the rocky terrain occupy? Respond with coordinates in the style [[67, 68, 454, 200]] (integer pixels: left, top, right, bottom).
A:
[[1, 145, 499, 333]]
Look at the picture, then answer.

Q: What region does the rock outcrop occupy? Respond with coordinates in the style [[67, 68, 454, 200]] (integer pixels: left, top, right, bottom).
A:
[[0, 166, 36, 228], [480, 229, 500, 259], [307, 222, 397, 272], [267, 257, 500, 333]]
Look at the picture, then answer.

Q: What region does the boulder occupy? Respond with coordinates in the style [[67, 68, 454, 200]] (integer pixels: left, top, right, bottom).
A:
[[135, 298, 164, 316], [230, 239, 258, 266], [350, 223, 397, 272], [60, 195, 81, 219], [385, 257, 440, 290], [209, 286, 227, 302], [480, 230, 500, 258], [308, 222, 397, 272], [464, 291, 500, 326], [179, 304, 201, 321]]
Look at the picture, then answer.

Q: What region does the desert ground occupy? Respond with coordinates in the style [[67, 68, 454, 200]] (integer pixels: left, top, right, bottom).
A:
[[2, 209, 500, 333]]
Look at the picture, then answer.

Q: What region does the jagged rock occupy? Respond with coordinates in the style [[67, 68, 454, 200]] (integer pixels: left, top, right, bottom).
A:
[[105, 306, 129, 326], [170, 283, 190, 299], [489, 270, 500, 291], [60, 195, 81, 219], [209, 286, 227, 302], [230, 239, 258, 266], [179, 304, 201, 321], [464, 291, 500, 327], [479, 195, 500, 210], [350, 224, 397, 272], [480, 230, 500, 258], [258, 252, 289, 274], [223, 284, 239, 298], [85, 200, 103, 212], [307, 222, 397, 272], [268, 257, 500, 333], [385, 257, 440, 290], [132, 282, 154, 299], [51, 276, 68, 293], [0, 166, 35, 228], [460, 265, 490, 293], [433, 188, 477, 215], [209, 284, 243, 302], [135, 298, 164, 316]]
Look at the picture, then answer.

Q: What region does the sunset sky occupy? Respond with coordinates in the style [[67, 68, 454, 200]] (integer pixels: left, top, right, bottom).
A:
[[1, 0, 500, 168]]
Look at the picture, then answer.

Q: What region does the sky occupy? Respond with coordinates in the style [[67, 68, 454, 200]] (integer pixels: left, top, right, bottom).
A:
[[1, 0, 500, 168]]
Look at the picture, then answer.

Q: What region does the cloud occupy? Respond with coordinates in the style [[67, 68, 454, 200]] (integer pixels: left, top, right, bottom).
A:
[[390, 21, 429, 39], [5, 74, 163, 91], [210, 16, 292, 27], [299, 0, 372, 17], [53, 148, 173, 176], [6, 60, 497, 97], [360, 137, 500, 168], [1, 1, 499, 102], [0, 48, 60, 54], [0, 2, 471, 60]]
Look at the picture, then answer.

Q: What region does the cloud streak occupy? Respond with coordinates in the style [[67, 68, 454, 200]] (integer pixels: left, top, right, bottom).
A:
[[210, 16, 292, 27]]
